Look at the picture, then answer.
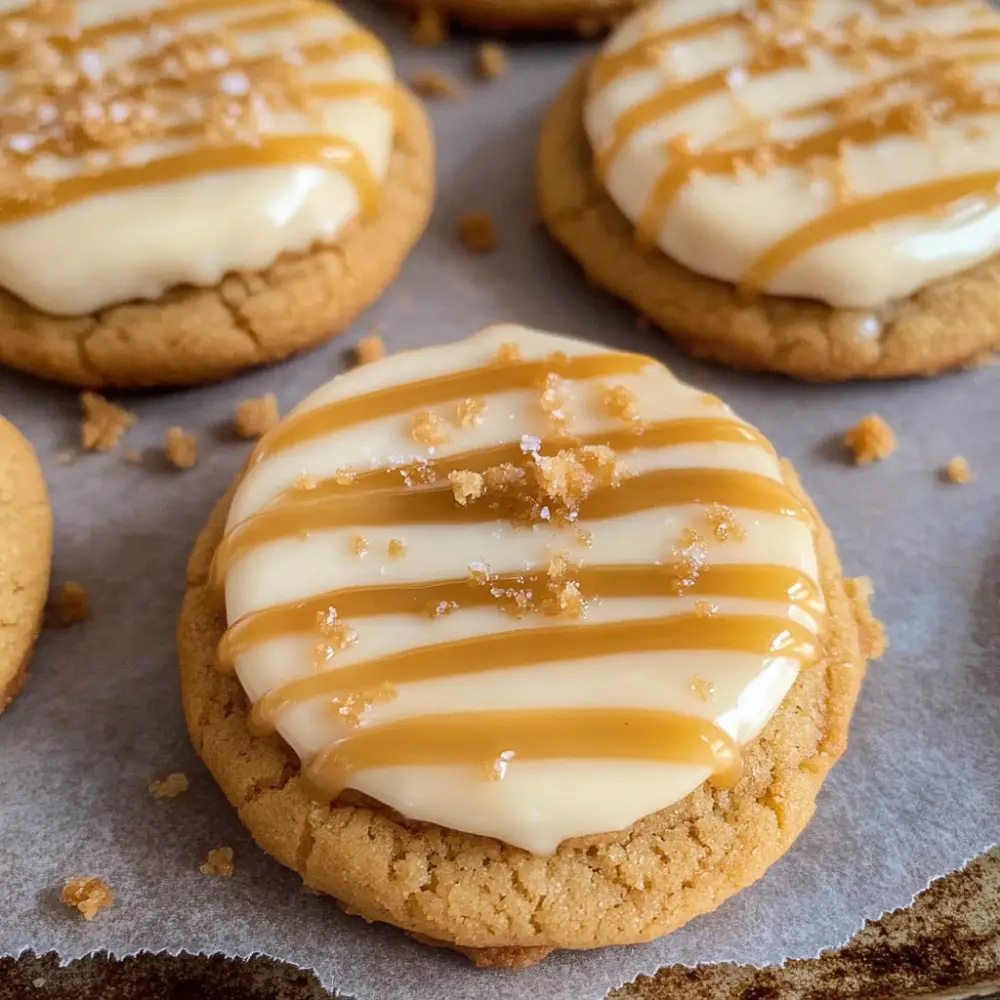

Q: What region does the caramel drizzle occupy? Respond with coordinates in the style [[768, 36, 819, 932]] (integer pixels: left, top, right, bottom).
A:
[[0, 0, 393, 224], [217, 563, 824, 670], [213, 467, 810, 581], [251, 613, 819, 732], [590, 0, 1000, 282], [252, 352, 654, 460], [742, 170, 1000, 291], [306, 708, 744, 797]]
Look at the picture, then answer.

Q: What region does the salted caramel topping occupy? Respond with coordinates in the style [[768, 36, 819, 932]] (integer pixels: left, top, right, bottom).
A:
[[586, 0, 1000, 308], [0, 0, 398, 314], [219, 326, 825, 854]]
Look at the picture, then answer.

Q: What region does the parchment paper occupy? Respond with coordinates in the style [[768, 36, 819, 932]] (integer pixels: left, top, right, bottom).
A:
[[1, 6, 998, 998]]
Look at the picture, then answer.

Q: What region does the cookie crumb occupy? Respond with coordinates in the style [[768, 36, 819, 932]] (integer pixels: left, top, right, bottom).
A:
[[411, 68, 464, 100], [943, 456, 971, 484], [843, 576, 886, 660], [455, 397, 486, 427], [449, 469, 485, 505], [120, 449, 144, 465], [56, 450, 75, 465], [199, 847, 234, 877], [165, 427, 197, 469], [410, 7, 447, 46], [235, 395, 279, 439], [355, 334, 386, 366], [411, 410, 450, 446], [844, 414, 896, 465], [147, 772, 189, 799], [458, 211, 497, 253], [475, 41, 507, 79], [60, 877, 113, 920], [388, 538, 407, 557], [53, 581, 88, 628], [80, 392, 135, 452]]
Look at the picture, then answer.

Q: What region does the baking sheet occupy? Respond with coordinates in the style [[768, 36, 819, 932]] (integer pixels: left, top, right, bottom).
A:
[[1, 5, 998, 999]]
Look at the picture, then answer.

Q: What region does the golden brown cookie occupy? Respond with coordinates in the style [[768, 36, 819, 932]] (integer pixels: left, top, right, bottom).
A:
[[0, 89, 433, 390], [0, 419, 52, 716], [178, 462, 879, 966], [537, 64, 1000, 381], [392, 0, 642, 34]]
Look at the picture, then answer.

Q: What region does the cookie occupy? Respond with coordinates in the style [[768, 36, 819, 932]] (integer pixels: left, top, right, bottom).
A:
[[179, 324, 881, 964], [0, 419, 52, 716], [538, 0, 1000, 381], [0, 2, 434, 389], [391, 0, 642, 35]]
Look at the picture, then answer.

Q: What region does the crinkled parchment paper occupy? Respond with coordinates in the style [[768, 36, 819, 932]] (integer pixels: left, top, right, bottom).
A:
[[0, 7, 997, 999]]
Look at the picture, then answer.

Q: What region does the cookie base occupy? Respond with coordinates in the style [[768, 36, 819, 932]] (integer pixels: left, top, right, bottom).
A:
[[537, 64, 1000, 381], [0, 420, 52, 717], [178, 460, 879, 965], [389, 0, 641, 34], [0, 88, 434, 389]]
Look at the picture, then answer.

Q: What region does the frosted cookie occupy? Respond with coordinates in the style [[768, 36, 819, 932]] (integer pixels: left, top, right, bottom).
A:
[[0, 0, 434, 389], [538, 0, 1000, 380], [179, 323, 882, 964], [391, 0, 641, 35], [0, 419, 51, 716]]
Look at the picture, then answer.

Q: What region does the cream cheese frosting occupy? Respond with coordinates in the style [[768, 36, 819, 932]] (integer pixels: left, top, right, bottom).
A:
[[216, 325, 826, 856], [584, 0, 1000, 310], [0, 0, 396, 315]]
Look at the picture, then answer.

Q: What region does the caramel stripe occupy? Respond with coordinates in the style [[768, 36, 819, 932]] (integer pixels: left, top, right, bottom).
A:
[[305, 708, 743, 798], [0, 135, 379, 226], [217, 563, 824, 669], [265, 417, 774, 508], [214, 468, 811, 580], [252, 353, 653, 461], [253, 613, 820, 731], [741, 170, 1000, 291]]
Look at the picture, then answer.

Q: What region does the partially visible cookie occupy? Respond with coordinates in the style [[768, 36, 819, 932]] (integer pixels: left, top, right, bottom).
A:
[[538, 0, 1000, 381], [0, 419, 52, 716], [0, 2, 434, 389], [392, 0, 642, 35]]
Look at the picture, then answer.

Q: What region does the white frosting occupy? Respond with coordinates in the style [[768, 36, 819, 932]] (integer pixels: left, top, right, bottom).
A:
[[585, 0, 1000, 309], [0, 0, 394, 314], [222, 325, 824, 855]]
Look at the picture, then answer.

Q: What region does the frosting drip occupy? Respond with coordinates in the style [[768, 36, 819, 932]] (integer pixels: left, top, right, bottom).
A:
[[219, 325, 826, 855], [0, 0, 397, 314], [585, 0, 1000, 309]]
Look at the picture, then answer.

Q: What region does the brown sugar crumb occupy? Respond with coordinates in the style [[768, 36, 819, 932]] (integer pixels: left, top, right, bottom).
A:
[[944, 456, 971, 484], [475, 41, 508, 80], [455, 397, 486, 428], [165, 427, 198, 470], [387, 538, 407, 557], [448, 469, 485, 506], [199, 847, 234, 877], [600, 383, 640, 425], [352, 536, 369, 557], [331, 682, 396, 726], [60, 877, 113, 921], [235, 394, 279, 440], [411, 68, 464, 101], [80, 392, 135, 452], [424, 599, 459, 618], [694, 600, 718, 617], [540, 372, 570, 431], [120, 449, 144, 466], [844, 413, 896, 465], [411, 410, 450, 447], [576, 528, 593, 548], [671, 527, 708, 594], [706, 503, 746, 543], [147, 772, 190, 799], [549, 580, 584, 619], [53, 581, 88, 628], [458, 211, 497, 253], [410, 7, 447, 46], [354, 334, 386, 366], [690, 675, 716, 701], [496, 342, 522, 363]]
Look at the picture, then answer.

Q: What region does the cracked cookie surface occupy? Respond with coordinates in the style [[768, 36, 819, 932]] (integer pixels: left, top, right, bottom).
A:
[[0, 419, 51, 716], [537, 65, 1000, 382], [177, 462, 877, 965], [0, 89, 434, 390]]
